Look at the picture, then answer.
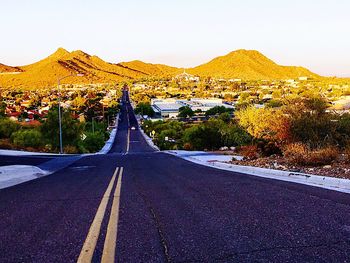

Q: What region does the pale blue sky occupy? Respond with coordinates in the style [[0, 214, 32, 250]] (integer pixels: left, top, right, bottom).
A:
[[1, 0, 349, 76]]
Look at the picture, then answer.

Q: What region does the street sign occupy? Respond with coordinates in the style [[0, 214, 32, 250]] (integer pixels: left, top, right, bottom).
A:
[[81, 133, 87, 141]]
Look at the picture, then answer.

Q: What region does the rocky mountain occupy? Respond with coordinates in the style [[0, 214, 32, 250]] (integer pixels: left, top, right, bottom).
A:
[[188, 49, 319, 80], [0, 63, 22, 73], [119, 60, 182, 78], [0, 48, 321, 88], [0, 48, 150, 88]]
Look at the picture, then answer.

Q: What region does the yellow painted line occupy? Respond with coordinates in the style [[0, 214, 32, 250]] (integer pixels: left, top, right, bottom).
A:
[[101, 167, 123, 263], [77, 167, 119, 263], [126, 129, 130, 153], [127, 111, 130, 126]]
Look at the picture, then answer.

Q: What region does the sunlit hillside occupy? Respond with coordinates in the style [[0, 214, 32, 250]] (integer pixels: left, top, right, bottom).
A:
[[188, 49, 320, 80], [0, 48, 330, 89], [0, 48, 150, 89], [0, 63, 22, 73], [120, 60, 182, 78]]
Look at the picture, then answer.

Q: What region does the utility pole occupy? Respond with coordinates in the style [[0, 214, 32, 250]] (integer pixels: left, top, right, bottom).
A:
[[57, 73, 83, 154]]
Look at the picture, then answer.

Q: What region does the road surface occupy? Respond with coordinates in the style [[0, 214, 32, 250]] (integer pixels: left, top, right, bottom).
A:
[[0, 91, 350, 262]]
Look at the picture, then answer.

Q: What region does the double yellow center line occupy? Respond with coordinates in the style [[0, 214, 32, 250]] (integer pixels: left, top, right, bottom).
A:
[[77, 167, 123, 263], [126, 106, 130, 154]]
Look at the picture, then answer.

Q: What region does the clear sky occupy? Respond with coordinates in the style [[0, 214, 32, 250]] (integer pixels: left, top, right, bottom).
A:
[[1, 0, 349, 77]]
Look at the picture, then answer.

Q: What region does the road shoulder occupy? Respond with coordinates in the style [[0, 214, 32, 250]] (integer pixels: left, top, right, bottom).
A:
[[165, 150, 350, 194]]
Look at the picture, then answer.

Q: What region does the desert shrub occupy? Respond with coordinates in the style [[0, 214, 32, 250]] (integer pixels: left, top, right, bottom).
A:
[[307, 147, 339, 166], [345, 145, 350, 163], [0, 139, 14, 149], [283, 143, 308, 165], [239, 145, 260, 160], [336, 113, 350, 147], [63, 145, 79, 154], [289, 112, 335, 148], [284, 143, 338, 166], [183, 142, 193, 150], [257, 141, 282, 157], [11, 129, 43, 148]]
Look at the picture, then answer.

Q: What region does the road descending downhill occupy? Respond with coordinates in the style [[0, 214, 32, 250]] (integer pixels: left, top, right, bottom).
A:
[[0, 90, 350, 262]]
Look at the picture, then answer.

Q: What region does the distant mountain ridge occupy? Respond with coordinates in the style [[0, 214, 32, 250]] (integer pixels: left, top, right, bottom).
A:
[[0, 48, 149, 88], [0, 48, 320, 88], [188, 49, 319, 80], [119, 60, 182, 78], [0, 63, 23, 73]]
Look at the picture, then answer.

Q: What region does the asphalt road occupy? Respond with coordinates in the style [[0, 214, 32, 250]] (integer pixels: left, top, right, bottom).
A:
[[0, 90, 350, 262], [0, 155, 54, 167]]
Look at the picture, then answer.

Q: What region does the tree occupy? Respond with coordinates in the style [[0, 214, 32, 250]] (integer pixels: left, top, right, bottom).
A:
[[41, 107, 82, 150], [236, 106, 290, 143], [286, 97, 335, 148], [218, 112, 231, 123], [107, 100, 120, 117], [134, 102, 155, 117], [178, 106, 194, 118], [182, 119, 224, 150], [205, 106, 232, 117]]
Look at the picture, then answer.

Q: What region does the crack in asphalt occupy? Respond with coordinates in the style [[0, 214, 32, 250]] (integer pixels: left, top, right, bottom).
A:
[[178, 239, 350, 263], [147, 205, 172, 263], [132, 174, 173, 263]]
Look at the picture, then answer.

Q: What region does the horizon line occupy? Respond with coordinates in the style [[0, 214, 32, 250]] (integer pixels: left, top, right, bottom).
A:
[[1, 47, 350, 79]]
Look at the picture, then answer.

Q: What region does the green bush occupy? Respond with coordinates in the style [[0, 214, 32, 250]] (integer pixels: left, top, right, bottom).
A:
[[82, 132, 105, 153], [336, 113, 350, 147], [11, 129, 43, 148], [144, 119, 251, 151], [283, 143, 338, 166], [0, 118, 20, 138], [222, 124, 252, 147], [290, 112, 336, 148]]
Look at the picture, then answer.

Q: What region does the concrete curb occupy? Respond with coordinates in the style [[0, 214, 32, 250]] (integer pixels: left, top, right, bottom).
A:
[[0, 149, 65, 157], [97, 113, 119, 154], [135, 114, 160, 151], [139, 127, 160, 151], [0, 165, 50, 189], [165, 151, 350, 194]]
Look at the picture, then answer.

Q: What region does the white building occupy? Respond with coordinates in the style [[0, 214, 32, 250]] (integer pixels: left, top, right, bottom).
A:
[[299, 76, 309, 81], [151, 99, 182, 119], [151, 98, 234, 119], [174, 70, 200, 82]]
